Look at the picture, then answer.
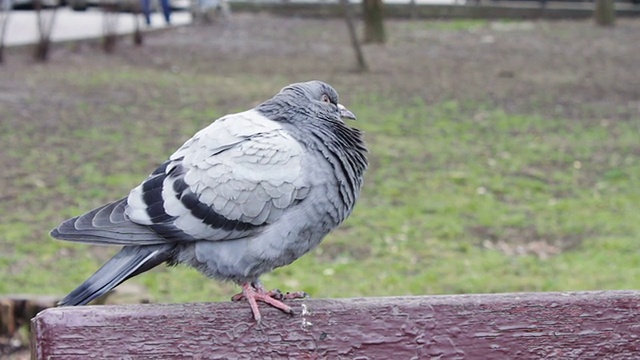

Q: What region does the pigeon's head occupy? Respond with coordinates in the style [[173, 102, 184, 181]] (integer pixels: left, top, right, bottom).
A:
[[284, 81, 356, 121], [260, 81, 356, 124]]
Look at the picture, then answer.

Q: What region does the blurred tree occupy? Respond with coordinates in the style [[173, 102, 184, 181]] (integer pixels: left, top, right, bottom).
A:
[[102, 0, 119, 53], [362, 0, 385, 44], [133, 13, 143, 46], [0, 0, 10, 63], [341, 0, 368, 72], [33, 0, 58, 62], [594, 0, 615, 26]]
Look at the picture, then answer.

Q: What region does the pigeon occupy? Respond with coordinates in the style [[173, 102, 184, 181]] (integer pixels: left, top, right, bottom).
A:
[[51, 80, 368, 323]]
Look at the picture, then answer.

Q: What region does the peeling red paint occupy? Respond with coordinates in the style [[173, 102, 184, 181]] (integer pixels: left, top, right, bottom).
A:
[[31, 291, 640, 359]]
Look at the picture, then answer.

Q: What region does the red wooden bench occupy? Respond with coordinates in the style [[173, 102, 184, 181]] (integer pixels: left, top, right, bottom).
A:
[[31, 290, 640, 359]]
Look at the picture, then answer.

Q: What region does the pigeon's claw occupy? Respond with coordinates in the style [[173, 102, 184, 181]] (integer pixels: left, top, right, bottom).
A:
[[284, 291, 309, 300], [233, 282, 296, 323], [266, 288, 284, 300]]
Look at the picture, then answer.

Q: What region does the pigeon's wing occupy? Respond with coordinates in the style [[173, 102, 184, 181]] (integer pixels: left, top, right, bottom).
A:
[[52, 109, 310, 245], [51, 197, 168, 245]]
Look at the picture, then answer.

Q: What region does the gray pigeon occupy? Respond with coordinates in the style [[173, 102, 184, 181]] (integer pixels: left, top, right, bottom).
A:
[[51, 80, 368, 322]]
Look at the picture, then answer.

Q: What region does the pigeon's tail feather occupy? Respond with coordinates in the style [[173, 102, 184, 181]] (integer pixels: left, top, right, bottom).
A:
[[51, 198, 168, 246], [58, 245, 173, 306]]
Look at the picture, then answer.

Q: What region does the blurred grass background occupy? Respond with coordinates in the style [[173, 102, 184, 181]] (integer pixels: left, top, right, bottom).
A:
[[1, 16, 639, 304]]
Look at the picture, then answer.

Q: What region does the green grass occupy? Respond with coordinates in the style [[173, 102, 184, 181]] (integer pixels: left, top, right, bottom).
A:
[[1, 47, 639, 304], [293, 98, 640, 297]]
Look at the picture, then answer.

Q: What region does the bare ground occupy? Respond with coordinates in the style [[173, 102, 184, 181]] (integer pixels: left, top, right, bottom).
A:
[[2, 14, 640, 119]]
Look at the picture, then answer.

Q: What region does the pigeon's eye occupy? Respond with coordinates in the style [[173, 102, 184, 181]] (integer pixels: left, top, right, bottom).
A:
[[321, 94, 332, 104]]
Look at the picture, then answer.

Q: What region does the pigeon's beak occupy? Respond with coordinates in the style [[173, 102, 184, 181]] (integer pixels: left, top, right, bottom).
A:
[[338, 103, 357, 121]]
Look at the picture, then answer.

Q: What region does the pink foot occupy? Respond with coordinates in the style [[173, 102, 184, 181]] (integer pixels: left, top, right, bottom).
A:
[[231, 282, 308, 323]]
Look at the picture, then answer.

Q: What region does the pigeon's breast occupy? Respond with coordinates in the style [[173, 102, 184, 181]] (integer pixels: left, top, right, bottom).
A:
[[178, 157, 346, 283]]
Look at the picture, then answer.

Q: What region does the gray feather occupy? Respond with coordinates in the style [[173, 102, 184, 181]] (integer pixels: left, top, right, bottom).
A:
[[58, 245, 174, 306], [50, 198, 168, 245]]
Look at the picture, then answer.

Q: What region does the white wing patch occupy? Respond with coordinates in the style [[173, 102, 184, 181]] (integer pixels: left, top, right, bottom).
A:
[[127, 109, 310, 242]]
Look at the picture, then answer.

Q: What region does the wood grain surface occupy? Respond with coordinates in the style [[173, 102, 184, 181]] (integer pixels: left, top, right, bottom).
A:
[[31, 291, 640, 359]]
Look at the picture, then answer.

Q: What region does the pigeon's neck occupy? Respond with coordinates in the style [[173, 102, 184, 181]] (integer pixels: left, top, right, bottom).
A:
[[295, 119, 368, 211], [256, 98, 368, 208], [256, 97, 308, 124]]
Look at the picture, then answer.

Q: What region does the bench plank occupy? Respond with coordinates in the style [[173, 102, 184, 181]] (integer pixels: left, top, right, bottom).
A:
[[31, 291, 640, 359]]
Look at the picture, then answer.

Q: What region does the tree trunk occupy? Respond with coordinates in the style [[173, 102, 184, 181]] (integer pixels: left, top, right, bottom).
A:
[[0, 1, 10, 64], [341, 0, 367, 72], [133, 13, 143, 46], [33, 41, 50, 61], [362, 0, 385, 44], [33, 0, 58, 62], [102, 2, 119, 53], [594, 0, 615, 27]]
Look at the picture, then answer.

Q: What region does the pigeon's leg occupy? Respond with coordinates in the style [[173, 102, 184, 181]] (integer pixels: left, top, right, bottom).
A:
[[231, 281, 296, 323]]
